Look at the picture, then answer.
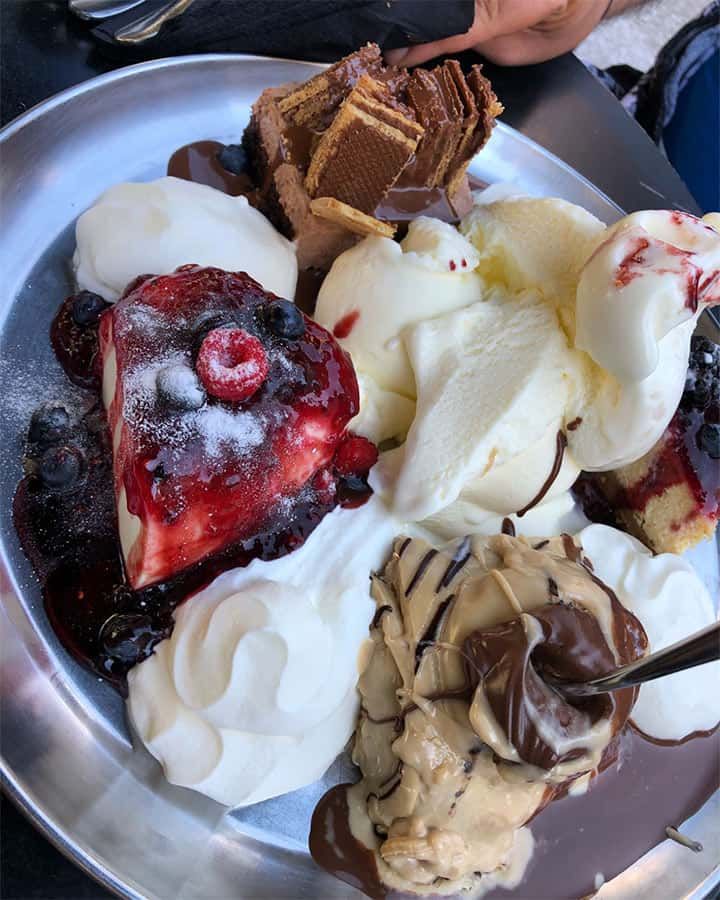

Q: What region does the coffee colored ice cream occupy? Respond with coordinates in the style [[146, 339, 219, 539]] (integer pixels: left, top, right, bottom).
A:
[[312, 532, 647, 896]]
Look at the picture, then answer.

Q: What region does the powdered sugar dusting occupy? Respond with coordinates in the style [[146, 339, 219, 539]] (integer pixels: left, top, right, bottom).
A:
[[120, 350, 266, 466]]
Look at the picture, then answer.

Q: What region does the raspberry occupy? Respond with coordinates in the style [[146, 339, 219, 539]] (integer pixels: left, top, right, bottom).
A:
[[334, 433, 378, 476], [196, 327, 269, 402]]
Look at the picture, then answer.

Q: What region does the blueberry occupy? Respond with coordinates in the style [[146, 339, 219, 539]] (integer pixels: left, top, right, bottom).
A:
[[697, 423, 720, 459], [38, 444, 83, 488], [705, 399, 720, 425], [28, 404, 70, 446], [684, 375, 711, 410], [690, 335, 718, 360], [156, 364, 206, 411], [71, 290, 108, 326], [99, 612, 168, 666], [216, 143, 248, 176], [264, 299, 305, 339], [339, 474, 367, 493]]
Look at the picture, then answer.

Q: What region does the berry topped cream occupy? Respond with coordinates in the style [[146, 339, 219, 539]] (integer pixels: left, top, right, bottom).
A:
[[99, 265, 369, 589]]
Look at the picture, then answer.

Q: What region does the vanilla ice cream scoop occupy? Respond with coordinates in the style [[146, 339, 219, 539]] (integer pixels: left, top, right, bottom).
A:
[[460, 192, 606, 330], [127, 497, 398, 808], [391, 287, 585, 521], [315, 217, 483, 400], [316, 196, 720, 528], [74, 176, 297, 301], [576, 210, 720, 382], [569, 209, 720, 471]]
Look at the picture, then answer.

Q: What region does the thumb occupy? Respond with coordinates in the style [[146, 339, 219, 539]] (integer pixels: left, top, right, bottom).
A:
[[386, 0, 571, 67]]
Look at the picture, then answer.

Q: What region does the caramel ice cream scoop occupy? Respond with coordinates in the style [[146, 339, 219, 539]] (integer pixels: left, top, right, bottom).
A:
[[311, 531, 647, 897]]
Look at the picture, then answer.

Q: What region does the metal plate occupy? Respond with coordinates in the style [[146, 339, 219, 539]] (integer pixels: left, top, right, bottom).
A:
[[0, 54, 717, 900]]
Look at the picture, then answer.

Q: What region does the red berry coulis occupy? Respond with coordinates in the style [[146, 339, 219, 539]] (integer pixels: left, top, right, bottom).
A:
[[13, 266, 377, 688]]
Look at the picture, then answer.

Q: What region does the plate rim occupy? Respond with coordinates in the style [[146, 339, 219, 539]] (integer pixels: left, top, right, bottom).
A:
[[0, 50, 716, 900]]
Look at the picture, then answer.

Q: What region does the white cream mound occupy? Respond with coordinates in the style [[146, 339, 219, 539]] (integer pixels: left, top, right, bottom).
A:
[[578, 524, 720, 741], [74, 176, 297, 301], [127, 496, 399, 807]]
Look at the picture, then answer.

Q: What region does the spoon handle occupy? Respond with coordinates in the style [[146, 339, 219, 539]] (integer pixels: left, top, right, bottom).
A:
[[556, 621, 720, 698]]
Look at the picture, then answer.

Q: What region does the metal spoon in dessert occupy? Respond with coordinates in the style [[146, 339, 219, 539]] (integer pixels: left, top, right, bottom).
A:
[[549, 621, 720, 698]]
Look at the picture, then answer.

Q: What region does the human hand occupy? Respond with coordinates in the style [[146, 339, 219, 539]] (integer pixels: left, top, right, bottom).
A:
[[385, 0, 628, 67]]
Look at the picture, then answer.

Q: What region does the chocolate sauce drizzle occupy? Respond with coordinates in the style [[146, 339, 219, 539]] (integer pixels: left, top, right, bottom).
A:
[[370, 604, 392, 629], [436, 534, 471, 590], [397, 536, 412, 558], [404, 548, 438, 596], [516, 430, 567, 517], [414, 594, 455, 673]]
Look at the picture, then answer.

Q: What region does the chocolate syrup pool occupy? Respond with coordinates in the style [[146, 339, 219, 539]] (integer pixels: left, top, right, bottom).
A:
[[311, 724, 719, 899]]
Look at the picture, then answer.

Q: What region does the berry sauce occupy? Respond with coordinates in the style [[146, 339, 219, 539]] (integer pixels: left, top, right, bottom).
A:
[[13, 269, 375, 690], [50, 290, 110, 389]]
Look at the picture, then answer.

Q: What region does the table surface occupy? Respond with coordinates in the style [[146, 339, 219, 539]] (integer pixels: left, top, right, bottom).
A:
[[0, 1, 702, 898]]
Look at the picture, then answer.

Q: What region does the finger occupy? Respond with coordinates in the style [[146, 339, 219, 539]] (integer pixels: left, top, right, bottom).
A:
[[385, 31, 478, 68], [474, 0, 610, 65]]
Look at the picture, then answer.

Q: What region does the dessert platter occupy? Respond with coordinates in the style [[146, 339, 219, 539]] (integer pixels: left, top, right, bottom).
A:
[[1, 48, 719, 900]]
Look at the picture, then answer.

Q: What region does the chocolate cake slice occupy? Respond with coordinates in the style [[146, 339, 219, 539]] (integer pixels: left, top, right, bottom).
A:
[[305, 75, 423, 214], [278, 43, 384, 130], [243, 43, 502, 272]]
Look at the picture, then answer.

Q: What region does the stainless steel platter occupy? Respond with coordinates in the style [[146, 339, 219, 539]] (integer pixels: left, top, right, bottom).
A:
[[0, 54, 718, 900]]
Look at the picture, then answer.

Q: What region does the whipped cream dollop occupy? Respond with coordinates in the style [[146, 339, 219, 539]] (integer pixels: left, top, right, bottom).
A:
[[316, 196, 720, 527], [127, 497, 398, 807], [577, 524, 720, 740], [333, 530, 646, 897], [74, 177, 297, 301]]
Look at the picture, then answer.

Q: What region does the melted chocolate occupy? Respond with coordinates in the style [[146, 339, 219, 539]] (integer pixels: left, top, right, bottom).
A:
[[516, 430, 567, 517], [167, 140, 254, 196], [310, 727, 719, 900], [309, 785, 388, 900], [294, 267, 326, 315], [462, 602, 646, 770], [375, 185, 463, 227]]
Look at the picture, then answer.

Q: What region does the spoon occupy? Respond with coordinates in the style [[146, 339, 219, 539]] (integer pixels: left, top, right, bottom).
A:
[[69, 0, 147, 21], [550, 621, 720, 699]]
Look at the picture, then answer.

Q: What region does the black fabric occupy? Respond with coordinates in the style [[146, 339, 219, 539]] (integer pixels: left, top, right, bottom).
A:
[[587, 62, 641, 100], [630, 0, 719, 141], [86, 0, 475, 62]]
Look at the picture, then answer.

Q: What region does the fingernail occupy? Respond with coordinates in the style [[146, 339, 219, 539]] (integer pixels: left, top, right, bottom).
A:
[[385, 47, 409, 65]]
